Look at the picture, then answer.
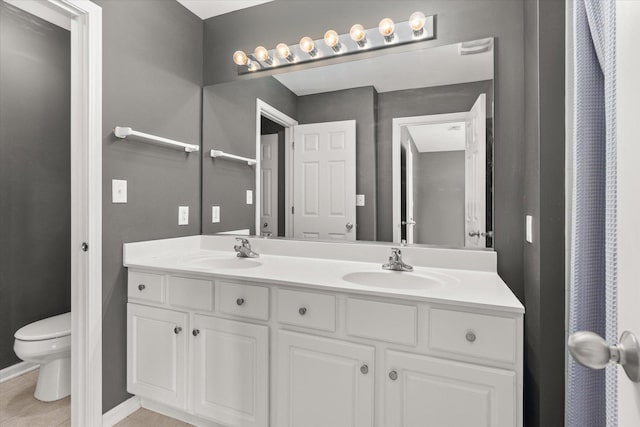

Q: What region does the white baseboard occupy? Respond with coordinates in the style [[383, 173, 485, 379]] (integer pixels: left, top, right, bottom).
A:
[[102, 396, 141, 427], [0, 361, 38, 383], [140, 398, 225, 427]]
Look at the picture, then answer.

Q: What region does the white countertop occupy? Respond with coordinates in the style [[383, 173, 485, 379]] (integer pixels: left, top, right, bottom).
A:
[[124, 236, 524, 314]]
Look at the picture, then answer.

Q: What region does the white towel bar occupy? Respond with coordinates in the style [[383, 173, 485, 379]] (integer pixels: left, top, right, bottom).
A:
[[114, 126, 199, 153], [210, 149, 256, 166]]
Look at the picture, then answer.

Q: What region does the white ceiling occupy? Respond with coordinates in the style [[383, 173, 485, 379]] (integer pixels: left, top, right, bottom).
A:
[[176, 0, 273, 20], [274, 41, 493, 96], [407, 122, 466, 153]]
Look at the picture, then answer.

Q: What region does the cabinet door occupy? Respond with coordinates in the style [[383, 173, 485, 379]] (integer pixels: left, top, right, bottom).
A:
[[277, 330, 374, 427], [192, 315, 269, 427], [127, 303, 188, 409], [385, 350, 516, 427]]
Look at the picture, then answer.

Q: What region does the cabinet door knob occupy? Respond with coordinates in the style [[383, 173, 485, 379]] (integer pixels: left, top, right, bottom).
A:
[[237, 298, 245, 306], [360, 364, 369, 374], [173, 326, 182, 335], [192, 329, 200, 337], [466, 331, 477, 342], [298, 307, 307, 316], [138, 284, 146, 291], [389, 370, 398, 381]]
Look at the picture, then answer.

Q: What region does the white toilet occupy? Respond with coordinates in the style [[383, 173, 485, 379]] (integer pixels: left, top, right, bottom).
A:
[[13, 312, 71, 402]]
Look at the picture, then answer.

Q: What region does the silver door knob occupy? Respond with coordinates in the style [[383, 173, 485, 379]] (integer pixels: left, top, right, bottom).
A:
[[465, 331, 477, 342], [138, 284, 146, 291], [237, 298, 245, 306], [192, 329, 200, 337], [389, 370, 398, 381], [360, 364, 369, 374], [568, 330, 640, 382], [468, 230, 481, 237], [173, 326, 182, 334], [298, 307, 307, 316], [346, 222, 354, 231]]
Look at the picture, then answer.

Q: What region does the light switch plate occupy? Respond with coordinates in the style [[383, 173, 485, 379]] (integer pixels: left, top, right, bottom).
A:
[[356, 194, 365, 206], [526, 215, 533, 243], [112, 179, 127, 203], [212, 206, 220, 223], [246, 190, 253, 205], [178, 206, 189, 225]]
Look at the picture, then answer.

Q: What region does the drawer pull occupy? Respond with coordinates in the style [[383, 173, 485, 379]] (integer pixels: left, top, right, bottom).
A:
[[138, 284, 146, 291], [192, 329, 200, 337], [173, 326, 182, 335], [298, 307, 308, 316], [466, 331, 477, 343], [236, 298, 245, 306], [360, 364, 369, 375], [389, 370, 398, 381]]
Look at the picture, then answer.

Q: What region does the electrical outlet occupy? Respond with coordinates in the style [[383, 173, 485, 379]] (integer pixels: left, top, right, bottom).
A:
[[178, 206, 189, 225], [246, 190, 253, 205], [112, 179, 127, 203], [356, 194, 365, 206], [212, 206, 220, 223]]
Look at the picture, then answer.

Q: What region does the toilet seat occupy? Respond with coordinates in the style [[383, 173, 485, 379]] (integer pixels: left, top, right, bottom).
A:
[[15, 312, 71, 341]]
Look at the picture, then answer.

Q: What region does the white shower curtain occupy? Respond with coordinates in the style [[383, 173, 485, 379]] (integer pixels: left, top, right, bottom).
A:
[[568, 0, 617, 426]]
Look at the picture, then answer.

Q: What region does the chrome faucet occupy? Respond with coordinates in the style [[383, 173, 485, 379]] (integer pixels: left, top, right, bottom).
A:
[[234, 237, 259, 258], [382, 248, 413, 272]]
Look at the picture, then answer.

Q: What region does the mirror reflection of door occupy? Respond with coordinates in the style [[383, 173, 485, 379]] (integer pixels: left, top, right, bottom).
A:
[[293, 120, 357, 241], [260, 134, 278, 237], [394, 93, 488, 248]]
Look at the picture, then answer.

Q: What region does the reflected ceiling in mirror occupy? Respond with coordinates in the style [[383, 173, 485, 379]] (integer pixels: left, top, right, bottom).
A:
[[202, 38, 494, 249]]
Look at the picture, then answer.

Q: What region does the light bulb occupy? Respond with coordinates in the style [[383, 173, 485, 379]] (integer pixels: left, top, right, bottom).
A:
[[324, 30, 339, 47], [378, 18, 394, 37], [276, 43, 294, 62], [349, 24, 367, 47], [299, 36, 317, 57], [233, 50, 249, 66], [324, 30, 342, 52], [254, 46, 271, 63], [409, 11, 426, 36]]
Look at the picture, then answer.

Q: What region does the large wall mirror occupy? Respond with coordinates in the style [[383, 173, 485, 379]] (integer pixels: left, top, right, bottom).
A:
[[202, 37, 494, 249]]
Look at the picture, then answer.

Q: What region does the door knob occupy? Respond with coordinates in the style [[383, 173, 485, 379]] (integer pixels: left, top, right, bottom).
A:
[[138, 284, 146, 291], [389, 370, 398, 381], [568, 330, 640, 382], [360, 364, 369, 374], [468, 230, 481, 237], [346, 222, 354, 231], [236, 298, 245, 306], [298, 307, 307, 316], [192, 329, 200, 337], [173, 326, 182, 334]]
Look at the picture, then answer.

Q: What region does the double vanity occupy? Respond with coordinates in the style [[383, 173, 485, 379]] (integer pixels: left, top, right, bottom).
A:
[[123, 235, 523, 427]]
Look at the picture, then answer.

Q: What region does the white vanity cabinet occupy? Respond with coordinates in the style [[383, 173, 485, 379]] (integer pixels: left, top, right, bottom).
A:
[[126, 303, 188, 409], [125, 267, 523, 427], [276, 330, 375, 427]]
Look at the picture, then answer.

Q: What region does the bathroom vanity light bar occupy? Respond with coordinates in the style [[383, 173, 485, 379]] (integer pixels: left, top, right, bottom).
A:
[[210, 149, 257, 166], [233, 12, 435, 74], [114, 126, 200, 153]]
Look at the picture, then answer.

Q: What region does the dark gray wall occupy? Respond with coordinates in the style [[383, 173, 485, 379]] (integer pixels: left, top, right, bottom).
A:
[[523, 1, 566, 426], [297, 87, 378, 241], [376, 80, 494, 241], [415, 151, 465, 246], [202, 76, 297, 235], [0, 3, 71, 370], [94, 0, 203, 413]]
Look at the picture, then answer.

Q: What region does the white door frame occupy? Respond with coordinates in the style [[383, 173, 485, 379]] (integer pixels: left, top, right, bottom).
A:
[[255, 99, 298, 236], [392, 112, 468, 243], [5, 0, 104, 425]]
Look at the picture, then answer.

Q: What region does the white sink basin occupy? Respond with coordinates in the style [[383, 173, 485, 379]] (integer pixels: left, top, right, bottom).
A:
[[342, 271, 446, 290], [183, 255, 261, 270]]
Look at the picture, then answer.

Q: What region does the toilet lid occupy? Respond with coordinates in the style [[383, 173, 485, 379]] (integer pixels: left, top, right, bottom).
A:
[[15, 312, 71, 341]]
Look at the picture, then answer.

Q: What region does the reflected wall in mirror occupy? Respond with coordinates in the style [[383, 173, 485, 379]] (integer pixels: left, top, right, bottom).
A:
[[202, 38, 494, 248]]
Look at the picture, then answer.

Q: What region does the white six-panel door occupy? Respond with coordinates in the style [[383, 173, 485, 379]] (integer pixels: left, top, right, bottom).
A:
[[464, 94, 487, 248], [277, 330, 374, 427], [260, 134, 279, 236], [616, 2, 640, 424], [293, 120, 356, 241]]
